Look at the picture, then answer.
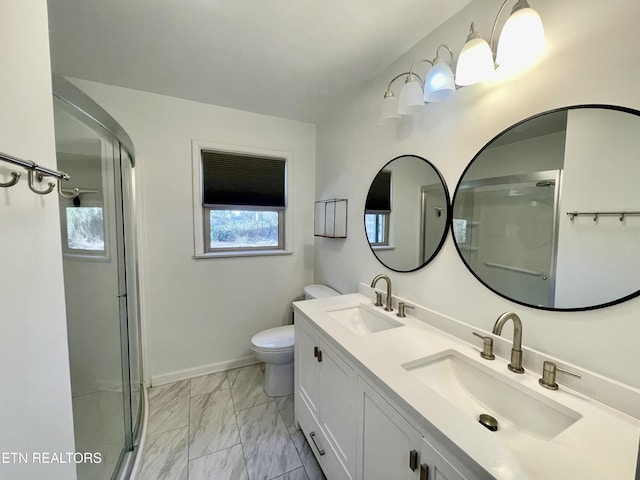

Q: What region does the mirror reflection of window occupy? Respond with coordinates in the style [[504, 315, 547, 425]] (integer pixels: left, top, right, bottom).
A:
[[365, 155, 450, 272], [365, 213, 388, 245], [66, 206, 105, 251]]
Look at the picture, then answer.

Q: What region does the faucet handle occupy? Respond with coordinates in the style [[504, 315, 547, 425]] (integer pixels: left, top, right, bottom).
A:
[[374, 291, 384, 307], [472, 332, 495, 360], [396, 302, 414, 318], [539, 361, 581, 390]]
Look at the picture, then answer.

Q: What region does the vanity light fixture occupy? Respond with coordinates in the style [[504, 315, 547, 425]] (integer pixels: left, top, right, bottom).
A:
[[398, 61, 431, 115], [378, 0, 545, 121], [456, 0, 545, 85], [423, 44, 456, 102], [378, 71, 415, 125]]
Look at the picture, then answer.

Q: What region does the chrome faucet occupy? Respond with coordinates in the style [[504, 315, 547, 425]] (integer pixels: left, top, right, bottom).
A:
[[492, 312, 525, 374], [370, 274, 393, 312]]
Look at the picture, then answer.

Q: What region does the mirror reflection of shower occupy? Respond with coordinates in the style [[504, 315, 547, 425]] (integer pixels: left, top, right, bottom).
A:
[[454, 171, 561, 307]]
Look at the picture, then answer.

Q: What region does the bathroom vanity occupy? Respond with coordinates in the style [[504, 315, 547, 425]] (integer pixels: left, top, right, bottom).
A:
[[293, 288, 640, 480]]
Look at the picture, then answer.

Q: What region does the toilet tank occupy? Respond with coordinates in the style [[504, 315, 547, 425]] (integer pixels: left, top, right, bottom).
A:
[[304, 284, 340, 300]]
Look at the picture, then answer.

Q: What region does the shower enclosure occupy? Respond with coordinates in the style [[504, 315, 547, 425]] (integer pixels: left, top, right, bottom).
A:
[[52, 75, 144, 480], [454, 170, 561, 307]]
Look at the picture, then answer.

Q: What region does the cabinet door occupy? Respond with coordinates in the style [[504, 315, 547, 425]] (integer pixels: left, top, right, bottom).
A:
[[295, 319, 320, 418], [358, 378, 422, 480], [419, 438, 467, 480], [318, 341, 356, 479]]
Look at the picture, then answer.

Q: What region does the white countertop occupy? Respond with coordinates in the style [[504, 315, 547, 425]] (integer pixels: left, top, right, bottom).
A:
[[293, 292, 640, 480]]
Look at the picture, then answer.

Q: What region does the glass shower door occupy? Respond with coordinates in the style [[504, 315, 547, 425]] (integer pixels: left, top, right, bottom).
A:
[[53, 96, 138, 479], [455, 171, 560, 307]]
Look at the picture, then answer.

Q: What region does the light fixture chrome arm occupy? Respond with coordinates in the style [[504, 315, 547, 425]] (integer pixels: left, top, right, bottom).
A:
[[385, 72, 411, 93], [434, 44, 454, 65], [408, 59, 433, 78], [489, 0, 531, 54]]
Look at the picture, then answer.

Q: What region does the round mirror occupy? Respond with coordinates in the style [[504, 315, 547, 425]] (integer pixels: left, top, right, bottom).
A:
[[365, 155, 450, 272], [452, 105, 640, 311]]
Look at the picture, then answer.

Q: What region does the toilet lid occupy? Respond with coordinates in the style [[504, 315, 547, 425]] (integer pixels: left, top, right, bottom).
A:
[[251, 325, 294, 350]]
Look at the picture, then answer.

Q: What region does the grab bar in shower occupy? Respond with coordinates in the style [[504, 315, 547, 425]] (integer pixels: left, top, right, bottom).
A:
[[0, 150, 75, 197], [484, 261, 546, 277]]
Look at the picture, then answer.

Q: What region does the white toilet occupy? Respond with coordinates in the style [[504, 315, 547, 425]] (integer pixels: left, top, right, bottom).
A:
[[251, 284, 339, 396]]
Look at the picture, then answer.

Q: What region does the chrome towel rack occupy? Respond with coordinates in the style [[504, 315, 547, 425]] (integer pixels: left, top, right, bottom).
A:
[[0, 150, 79, 198], [566, 211, 640, 222]]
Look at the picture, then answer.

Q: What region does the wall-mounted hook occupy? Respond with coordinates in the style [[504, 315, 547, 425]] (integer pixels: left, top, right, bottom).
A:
[[567, 212, 577, 222], [57, 179, 80, 199], [0, 171, 20, 188], [593, 213, 598, 222], [27, 169, 55, 195], [620, 213, 625, 222]]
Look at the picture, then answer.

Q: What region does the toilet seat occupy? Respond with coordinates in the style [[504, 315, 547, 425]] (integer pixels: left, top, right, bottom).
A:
[[251, 325, 294, 352]]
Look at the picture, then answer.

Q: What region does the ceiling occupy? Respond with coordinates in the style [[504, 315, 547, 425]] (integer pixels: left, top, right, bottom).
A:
[[47, 0, 472, 123]]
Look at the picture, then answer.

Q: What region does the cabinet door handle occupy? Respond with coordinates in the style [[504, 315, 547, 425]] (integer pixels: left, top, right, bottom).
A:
[[409, 449, 419, 471], [317, 350, 322, 362], [313, 346, 319, 358], [420, 463, 429, 480], [309, 431, 325, 456]]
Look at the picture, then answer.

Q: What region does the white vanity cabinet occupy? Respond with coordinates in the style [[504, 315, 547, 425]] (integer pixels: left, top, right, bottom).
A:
[[358, 378, 467, 480], [295, 313, 357, 480]]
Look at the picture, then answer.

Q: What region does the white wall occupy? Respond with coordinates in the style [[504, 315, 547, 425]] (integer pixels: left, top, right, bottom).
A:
[[315, 0, 640, 387], [68, 80, 316, 384], [556, 108, 640, 307], [0, 1, 76, 479]]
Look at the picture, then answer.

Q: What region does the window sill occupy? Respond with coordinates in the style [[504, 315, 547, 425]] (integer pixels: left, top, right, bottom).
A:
[[194, 250, 294, 260], [372, 245, 395, 251]]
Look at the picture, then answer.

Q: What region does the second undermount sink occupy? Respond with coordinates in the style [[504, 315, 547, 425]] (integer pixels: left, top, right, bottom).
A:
[[402, 350, 581, 442], [326, 303, 404, 336]]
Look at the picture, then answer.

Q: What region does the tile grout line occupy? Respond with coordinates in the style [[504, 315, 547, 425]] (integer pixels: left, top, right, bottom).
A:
[[228, 369, 252, 480]]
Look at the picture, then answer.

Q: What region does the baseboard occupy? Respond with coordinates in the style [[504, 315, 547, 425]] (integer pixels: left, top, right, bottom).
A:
[[150, 355, 260, 386]]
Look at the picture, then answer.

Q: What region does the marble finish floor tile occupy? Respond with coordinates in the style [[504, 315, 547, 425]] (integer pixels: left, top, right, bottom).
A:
[[148, 380, 190, 436], [138, 426, 188, 480], [189, 389, 240, 459], [228, 364, 271, 411], [237, 401, 302, 480], [291, 431, 326, 480], [275, 395, 297, 434], [188, 444, 248, 480], [141, 367, 327, 480], [271, 467, 309, 480], [191, 372, 229, 397]]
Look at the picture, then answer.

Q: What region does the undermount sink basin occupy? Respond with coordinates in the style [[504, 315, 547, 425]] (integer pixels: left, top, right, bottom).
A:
[[402, 350, 581, 442], [326, 304, 403, 336]]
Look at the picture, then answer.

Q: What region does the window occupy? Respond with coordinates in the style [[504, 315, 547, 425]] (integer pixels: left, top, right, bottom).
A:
[[200, 149, 286, 253], [61, 201, 108, 258], [365, 170, 391, 246]]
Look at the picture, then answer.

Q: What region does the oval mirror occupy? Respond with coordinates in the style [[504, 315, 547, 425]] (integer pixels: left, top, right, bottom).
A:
[[452, 105, 640, 311], [365, 155, 450, 272]]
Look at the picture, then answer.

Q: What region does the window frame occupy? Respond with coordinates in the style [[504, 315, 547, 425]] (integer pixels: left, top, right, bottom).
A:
[[192, 141, 293, 259]]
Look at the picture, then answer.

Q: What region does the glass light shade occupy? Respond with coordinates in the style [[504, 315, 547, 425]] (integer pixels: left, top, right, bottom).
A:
[[455, 36, 494, 86], [397, 78, 425, 115], [424, 61, 455, 102], [378, 93, 400, 125], [496, 7, 545, 72]]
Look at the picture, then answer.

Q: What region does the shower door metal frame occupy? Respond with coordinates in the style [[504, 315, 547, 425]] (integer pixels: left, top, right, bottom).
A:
[[458, 169, 563, 307], [52, 74, 144, 480]]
